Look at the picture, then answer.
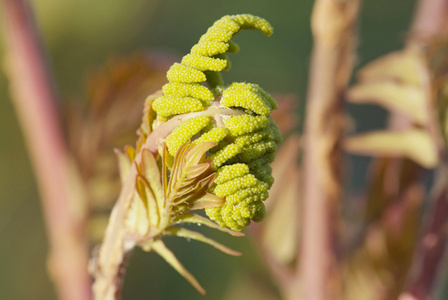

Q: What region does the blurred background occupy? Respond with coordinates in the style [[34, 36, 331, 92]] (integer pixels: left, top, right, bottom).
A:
[[0, 0, 418, 299]]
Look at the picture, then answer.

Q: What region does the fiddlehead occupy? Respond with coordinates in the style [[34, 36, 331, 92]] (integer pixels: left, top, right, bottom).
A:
[[151, 14, 281, 231], [94, 15, 282, 297]]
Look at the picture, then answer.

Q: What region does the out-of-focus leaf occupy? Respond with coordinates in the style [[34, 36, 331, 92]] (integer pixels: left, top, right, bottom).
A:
[[343, 183, 423, 300], [270, 94, 299, 134], [344, 44, 436, 300], [361, 158, 420, 224], [223, 273, 280, 300], [343, 259, 386, 300], [347, 82, 427, 125], [267, 135, 301, 204], [88, 214, 110, 243], [345, 130, 438, 168], [262, 135, 301, 264], [357, 50, 422, 85], [262, 170, 300, 264], [362, 158, 391, 223], [67, 52, 174, 221]]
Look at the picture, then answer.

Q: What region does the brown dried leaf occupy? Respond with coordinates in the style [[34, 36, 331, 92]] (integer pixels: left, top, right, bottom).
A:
[[223, 273, 279, 300]]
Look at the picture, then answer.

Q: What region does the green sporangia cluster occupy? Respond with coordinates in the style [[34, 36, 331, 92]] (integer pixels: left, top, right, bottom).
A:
[[151, 14, 282, 231]]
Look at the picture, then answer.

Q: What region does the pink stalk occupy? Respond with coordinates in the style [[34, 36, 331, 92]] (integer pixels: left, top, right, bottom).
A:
[[1, 0, 92, 299], [298, 0, 360, 299]]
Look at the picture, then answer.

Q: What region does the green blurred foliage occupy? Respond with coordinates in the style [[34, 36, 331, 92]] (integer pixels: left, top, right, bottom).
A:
[[0, 0, 417, 299]]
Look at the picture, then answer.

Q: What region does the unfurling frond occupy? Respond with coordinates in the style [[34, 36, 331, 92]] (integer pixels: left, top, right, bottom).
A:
[[96, 14, 280, 296], [151, 14, 281, 231]]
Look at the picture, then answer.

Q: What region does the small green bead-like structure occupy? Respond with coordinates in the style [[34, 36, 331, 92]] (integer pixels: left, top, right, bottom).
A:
[[152, 14, 281, 231]]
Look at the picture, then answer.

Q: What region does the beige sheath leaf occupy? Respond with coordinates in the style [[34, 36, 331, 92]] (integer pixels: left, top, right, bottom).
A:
[[344, 129, 438, 168], [347, 82, 428, 125], [139, 149, 164, 214], [125, 192, 150, 236]]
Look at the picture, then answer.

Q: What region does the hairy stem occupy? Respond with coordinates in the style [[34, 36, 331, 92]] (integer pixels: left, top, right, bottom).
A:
[[298, 0, 360, 299], [93, 124, 172, 299], [93, 141, 149, 299], [1, 0, 92, 299]]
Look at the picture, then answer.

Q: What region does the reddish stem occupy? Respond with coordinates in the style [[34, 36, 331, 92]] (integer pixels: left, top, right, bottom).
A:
[[1, 0, 92, 299], [398, 1, 448, 299], [400, 180, 448, 300], [298, 0, 360, 299]]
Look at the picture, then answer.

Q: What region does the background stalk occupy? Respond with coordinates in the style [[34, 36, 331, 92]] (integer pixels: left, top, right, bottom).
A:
[[399, 0, 448, 299], [0, 1, 92, 299], [298, 0, 360, 299]]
